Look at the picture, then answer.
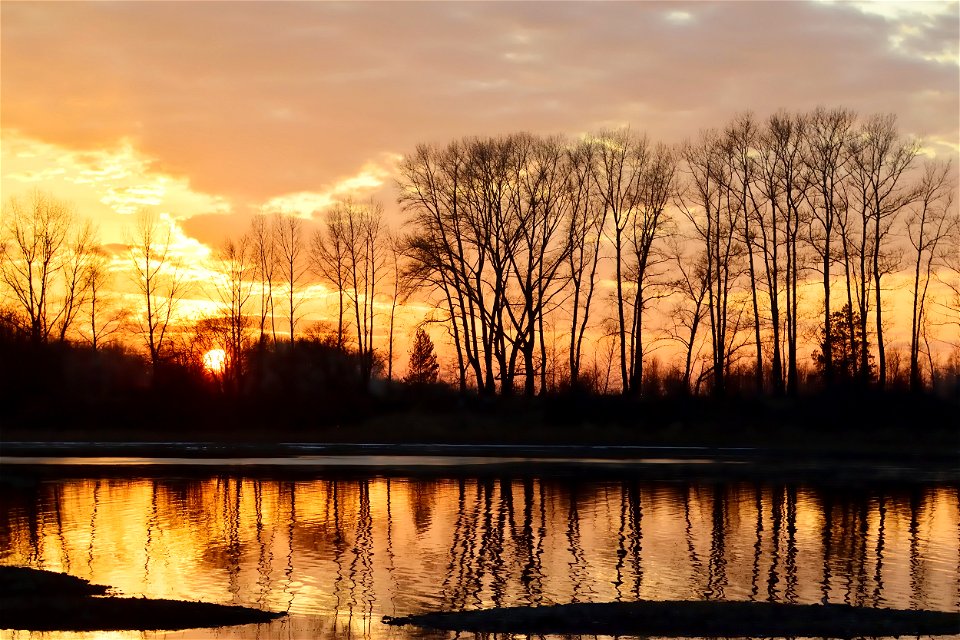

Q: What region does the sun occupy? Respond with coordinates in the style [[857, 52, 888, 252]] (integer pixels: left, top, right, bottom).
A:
[[202, 349, 226, 375]]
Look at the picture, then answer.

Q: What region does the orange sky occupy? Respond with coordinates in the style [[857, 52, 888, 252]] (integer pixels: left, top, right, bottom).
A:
[[1, 1, 958, 372]]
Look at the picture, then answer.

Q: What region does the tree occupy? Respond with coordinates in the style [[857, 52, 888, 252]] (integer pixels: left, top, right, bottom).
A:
[[813, 303, 874, 384], [679, 130, 744, 396], [565, 140, 606, 390], [80, 249, 126, 351], [311, 206, 350, 350], [275, 212, 307, 342], [906, 160, 956, 391], [405, 327, 439, 384], [212, 235, 255, 391], [339, 199, 387, 388], [591, 129, 650, 393], [249, 212, 278, 346], [385, 231, 413, 382], [805, 107, 855, 388], [1, 191, 96, 344], [847, 113, 919, 389], [128, 209, 187, 373]]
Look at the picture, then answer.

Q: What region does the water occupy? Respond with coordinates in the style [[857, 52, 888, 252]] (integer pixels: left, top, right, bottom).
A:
[[1, 462, 958, 639]]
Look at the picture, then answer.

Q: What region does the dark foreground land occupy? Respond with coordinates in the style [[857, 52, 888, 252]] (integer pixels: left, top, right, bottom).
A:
[[0, 566, 284, 632], [384, 600, 960, 637]]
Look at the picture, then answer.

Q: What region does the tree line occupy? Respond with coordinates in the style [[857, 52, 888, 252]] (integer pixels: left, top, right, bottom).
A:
[[398, 109, 957, 397], [1, 107, 957, 401]]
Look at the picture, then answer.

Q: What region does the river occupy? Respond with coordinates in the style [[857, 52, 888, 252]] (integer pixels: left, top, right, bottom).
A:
[[1, 459, 958, 639]]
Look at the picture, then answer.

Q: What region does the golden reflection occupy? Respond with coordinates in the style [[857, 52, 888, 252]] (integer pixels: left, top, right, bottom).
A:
[[0, 476, 958, 640]]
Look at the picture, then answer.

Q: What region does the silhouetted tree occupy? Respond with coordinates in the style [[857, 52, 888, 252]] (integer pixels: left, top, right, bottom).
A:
[[813, 303, 874, 384], [565, 140, 606, 390], [212, 235, 255, 391], [276, 213, 307, 342], [128, 209, 187, 373], [906, 160, 956, 391], [249, 212, 278, 346], [848, 114, 919, 389], [1, 191, 97, 344], [405, 327, 439, 384]]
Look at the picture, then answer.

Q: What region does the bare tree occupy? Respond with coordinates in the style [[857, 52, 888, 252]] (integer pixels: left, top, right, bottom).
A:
[[385, 231, 413, 382], [679, 130, 743, 395], [906, 159, 956, 391], [275, 212, 308, 343], [565, 140, 607, 390], [848, 114, 919, 388], [1, 191, 96, 344], [805, 107, 856, 388], [624, 143, 677, 395], [591, 129, 650, 393], [128, 209, 187, 372], [667, 238, 710, 394], [311, 206, 349, 350], [249, 212, 278, 346], [80, 249, 125, 351], [213, 235, 255, 391], [340, 199, 387, 388]]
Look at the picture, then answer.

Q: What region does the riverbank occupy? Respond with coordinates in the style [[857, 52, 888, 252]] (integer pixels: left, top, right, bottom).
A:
[[384, 600, 960, 637], [4, 390, 956, 455], [0, 566, 284, 632], [1, 441, 957, 485]]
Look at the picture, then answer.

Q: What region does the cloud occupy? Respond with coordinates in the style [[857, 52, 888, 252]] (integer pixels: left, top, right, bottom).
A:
[[2, 0, 957, 214]]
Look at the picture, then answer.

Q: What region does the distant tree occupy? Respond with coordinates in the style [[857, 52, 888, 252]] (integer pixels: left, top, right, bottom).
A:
[[340, 199, 387, 388], [906, 160, 955, 392], [1, 191, 97, 344], [249, 212, 278, 346], [128, 209, 187, 373], [81, 249, 126, 351], [813, 303, 874, 384], [212, 235, 255, 391], [405, 327, 439, 384], [311, 206, 350, 351], [565, 140, 606, 391], [275, 213, 308, 342]]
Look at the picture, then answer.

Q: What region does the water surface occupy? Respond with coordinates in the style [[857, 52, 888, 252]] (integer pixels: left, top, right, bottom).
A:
[[1, 464, 957, 639]]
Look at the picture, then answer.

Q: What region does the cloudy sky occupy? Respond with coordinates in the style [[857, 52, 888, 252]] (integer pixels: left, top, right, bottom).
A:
[[3, 1, 957, 246]]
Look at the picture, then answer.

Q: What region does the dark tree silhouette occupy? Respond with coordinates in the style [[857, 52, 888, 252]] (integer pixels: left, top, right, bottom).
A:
[[405, 328, 440, 384], [813, 304, 874, 384]]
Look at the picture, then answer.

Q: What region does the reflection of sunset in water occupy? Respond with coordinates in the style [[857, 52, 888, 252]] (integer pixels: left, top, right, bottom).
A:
[[1, 474, 958, 639]]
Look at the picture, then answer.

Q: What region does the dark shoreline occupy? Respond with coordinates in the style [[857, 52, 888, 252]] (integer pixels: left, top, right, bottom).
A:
[[0, 566, 284, 632], [1, 441, 957, 484], [384, 600, 960, 637]]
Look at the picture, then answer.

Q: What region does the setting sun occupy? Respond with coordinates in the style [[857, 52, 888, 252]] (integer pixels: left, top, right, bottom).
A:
[[202, 349, 226, 375]]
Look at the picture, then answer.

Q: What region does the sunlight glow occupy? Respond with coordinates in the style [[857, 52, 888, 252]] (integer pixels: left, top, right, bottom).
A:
[[203, 349, 226, 375]]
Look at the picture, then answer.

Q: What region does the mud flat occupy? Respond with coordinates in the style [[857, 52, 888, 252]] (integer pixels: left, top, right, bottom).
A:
[[384, 600, 960, 637], [0, 566, 285, 632]]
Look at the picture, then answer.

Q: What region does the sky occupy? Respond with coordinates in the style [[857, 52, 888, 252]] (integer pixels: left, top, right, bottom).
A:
[[1, 0, 958, 365]]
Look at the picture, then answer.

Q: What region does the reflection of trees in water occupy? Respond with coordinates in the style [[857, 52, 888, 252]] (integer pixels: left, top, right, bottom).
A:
[[872, 494, 886, 607], [705, 485, 728, 600], [1, 475, 957, 623], [409, 479, 437, 535], [909, 488, 927, 609], [767, 485, 783, 602], [751, 485, 763, 600], [784, 486, 798, 604], [683, 484, 704, 591], [564, 481, 592, 603], [517, 478, 545, 606], [611, 482, 643, 601], [348, 480, 374, 631]]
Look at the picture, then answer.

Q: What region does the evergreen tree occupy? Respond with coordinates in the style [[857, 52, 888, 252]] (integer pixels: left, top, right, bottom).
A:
[[813, 303, 875, 384], [405, 328, 439, 384]]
